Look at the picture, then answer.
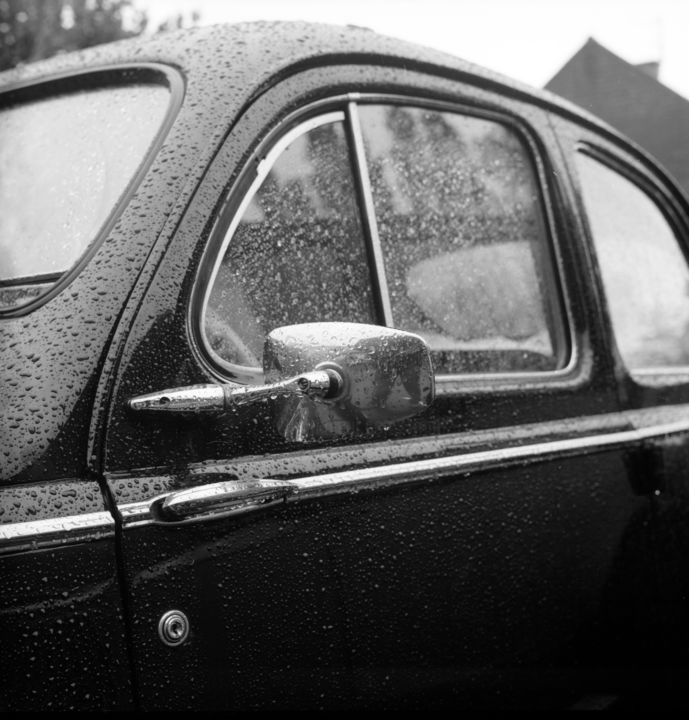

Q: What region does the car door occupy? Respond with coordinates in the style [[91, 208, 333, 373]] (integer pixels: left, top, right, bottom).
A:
[[98, 63, 643, 710], [550, 112, 689, 708]]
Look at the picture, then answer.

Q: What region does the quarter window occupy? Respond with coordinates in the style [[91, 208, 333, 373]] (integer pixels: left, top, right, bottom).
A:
[[204, 115, 376, 370], [576, 152, 689, 371]]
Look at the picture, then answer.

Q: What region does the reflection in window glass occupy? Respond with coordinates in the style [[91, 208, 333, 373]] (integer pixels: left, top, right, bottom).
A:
[[0, 84, 169, 301], [359, 105, 560, 373], [205, 119, 375, 369], [576, 153, 689, 370]]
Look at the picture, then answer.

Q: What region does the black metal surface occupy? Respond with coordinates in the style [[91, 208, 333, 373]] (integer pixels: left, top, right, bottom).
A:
[[99, 44, 621, 711], [3, 20, 689, 711], [0, 535, 134, 711]]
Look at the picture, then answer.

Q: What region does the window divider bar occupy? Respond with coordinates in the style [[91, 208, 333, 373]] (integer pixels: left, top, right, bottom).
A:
[[346, 101, 394, 327]]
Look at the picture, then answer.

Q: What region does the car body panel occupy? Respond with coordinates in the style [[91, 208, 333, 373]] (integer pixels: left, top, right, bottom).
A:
[[0, 508, 133, 710], [547, 110, 689, 691], [3, 21, 689, 711], [98, 56, 633, 709]]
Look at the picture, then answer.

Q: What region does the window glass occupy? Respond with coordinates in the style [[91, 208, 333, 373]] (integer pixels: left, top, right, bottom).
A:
[[576, 152, 689, 370], [0, 83, 169, 308], [205, 118, 375, 369], [359, 105, 561, 374]]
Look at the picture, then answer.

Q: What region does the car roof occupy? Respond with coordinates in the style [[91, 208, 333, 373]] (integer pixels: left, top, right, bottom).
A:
[[0, 21, 618, 129], [2, 20, 675, 194]]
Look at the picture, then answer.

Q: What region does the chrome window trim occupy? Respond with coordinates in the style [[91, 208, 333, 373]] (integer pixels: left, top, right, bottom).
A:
[[194, 91, 577, 390], [346, 100, 394, 326], [118, 416, 689, 527], [0, 511, 114, 555]]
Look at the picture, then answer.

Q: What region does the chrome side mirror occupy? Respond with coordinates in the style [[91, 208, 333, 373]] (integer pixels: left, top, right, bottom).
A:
[[265, 322, 434, 441], [129, 322, 434, 442]]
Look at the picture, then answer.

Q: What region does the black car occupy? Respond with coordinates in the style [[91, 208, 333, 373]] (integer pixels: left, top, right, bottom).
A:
[[3, 21, 689, 711]]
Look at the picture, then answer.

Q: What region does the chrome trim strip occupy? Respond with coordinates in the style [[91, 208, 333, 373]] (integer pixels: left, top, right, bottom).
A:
[[347, 101, 394, 326], [633, 367, 689, 376], [287, 417, 689, 498], [118, 417, 689, 525], [0, 511, 114, 553], [258, 113, 344, 176], [632, 418, 689, 440]]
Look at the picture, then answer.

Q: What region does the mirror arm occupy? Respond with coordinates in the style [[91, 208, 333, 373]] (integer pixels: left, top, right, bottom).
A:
[[128, 369, 342, 414]]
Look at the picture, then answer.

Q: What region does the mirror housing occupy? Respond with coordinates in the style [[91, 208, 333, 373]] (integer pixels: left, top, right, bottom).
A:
[[264, 322, 434, 442], [129, 322, 434, 443]]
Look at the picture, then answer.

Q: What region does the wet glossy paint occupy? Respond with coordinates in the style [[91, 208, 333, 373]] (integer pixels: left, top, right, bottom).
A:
[[3, 21, 689, 711]]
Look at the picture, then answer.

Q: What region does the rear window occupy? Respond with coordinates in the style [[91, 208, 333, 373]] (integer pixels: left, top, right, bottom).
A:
[[576, 151, 689, 371], [0, 82, 170, 311]]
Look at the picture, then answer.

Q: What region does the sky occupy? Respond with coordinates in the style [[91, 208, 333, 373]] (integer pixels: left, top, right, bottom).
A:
[[137, 0, 689, 100]]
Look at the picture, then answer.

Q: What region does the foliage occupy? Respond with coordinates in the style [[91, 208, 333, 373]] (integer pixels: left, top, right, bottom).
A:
[[0, 0, 200, 72], [156, 9, 200, 34]]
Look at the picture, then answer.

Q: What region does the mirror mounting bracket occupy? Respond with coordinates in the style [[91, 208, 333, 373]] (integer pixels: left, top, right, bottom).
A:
[[128, 369, 342, 414]]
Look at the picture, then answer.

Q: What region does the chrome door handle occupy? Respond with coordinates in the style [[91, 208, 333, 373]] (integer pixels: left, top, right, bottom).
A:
[[151, 479, 295, 523]]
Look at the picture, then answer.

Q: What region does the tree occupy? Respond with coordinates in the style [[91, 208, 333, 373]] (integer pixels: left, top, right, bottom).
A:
[[0, 1, 202, 72], [156, 9, 201, 34], [0, 0, 149, 72]]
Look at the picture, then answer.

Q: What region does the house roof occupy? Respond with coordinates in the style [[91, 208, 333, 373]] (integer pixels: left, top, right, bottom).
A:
[[546, 37, 689, 193]]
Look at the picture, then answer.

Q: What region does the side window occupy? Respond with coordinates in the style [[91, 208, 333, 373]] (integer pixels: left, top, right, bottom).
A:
[[576, 152, 689, 371], [201, 102, 566, 380], [0, 82, 170, 311], [358, 105, 563, 374], [204, 114, 376, 370]]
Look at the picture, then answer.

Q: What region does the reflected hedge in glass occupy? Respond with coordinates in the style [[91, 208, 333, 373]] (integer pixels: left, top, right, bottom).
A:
[[359, 104, 562, 374]]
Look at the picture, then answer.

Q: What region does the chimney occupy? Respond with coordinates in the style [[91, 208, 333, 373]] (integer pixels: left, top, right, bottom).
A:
[[635, 61, 660, 79]]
